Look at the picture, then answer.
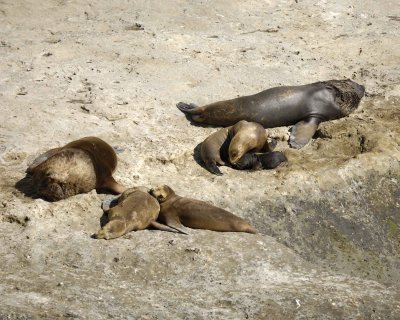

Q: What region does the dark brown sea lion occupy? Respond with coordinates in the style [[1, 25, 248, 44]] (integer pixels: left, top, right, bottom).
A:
[[177, 79, 365, 149], [94, 187, 176, 240], [27, 136, 126, 201], [234, 151, 288, 171], [150, 185, 257, 234], [201, 120, 276, 175]]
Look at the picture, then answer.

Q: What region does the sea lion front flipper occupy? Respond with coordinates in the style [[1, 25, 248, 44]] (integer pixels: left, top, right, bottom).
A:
[[289, 119, 320, 149], [257, 152, 287, 169], [176, 102, 200, 115], [150, 221, 181, 233], [204, 160, 223, 176], [26, 147, 62, 173], [101, 197, 120, 211]]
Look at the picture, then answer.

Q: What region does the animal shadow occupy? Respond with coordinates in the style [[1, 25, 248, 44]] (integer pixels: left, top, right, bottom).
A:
[[15, 174, 38, 199]]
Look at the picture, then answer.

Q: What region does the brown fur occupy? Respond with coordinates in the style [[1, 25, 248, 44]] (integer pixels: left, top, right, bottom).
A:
[[27, 137, 126, 201], [200, 120, 272, 175], [150, 185, 257, 234], [94, 187, 160, 240]]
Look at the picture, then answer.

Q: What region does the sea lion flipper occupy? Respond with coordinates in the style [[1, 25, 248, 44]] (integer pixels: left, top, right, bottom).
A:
[[101, 197, 120, 211], [26, 147, 62, 173], [262, 138, 278, 152], [289, 119, 320, 149], [163, 219, 191, 235], [101, 177, 127, 194], [204, 161, 223, 175], [176, 102, 200, 115], [150, 221, 181, 233]]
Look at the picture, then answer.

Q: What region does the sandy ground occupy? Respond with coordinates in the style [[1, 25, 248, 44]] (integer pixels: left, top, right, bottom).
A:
[[1, 0, 400, 318]]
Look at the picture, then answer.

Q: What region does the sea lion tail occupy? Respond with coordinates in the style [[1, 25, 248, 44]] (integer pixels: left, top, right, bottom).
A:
[[258, 152, 287, 169], [176, 102, 200, 115]]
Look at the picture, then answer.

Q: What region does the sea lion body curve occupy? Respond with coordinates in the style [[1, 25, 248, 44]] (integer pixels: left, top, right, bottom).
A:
[[177, 80, 365, 148], [150, 185, 256, 234], [200, 120, 272, 175], [27, 137, 126, 201]]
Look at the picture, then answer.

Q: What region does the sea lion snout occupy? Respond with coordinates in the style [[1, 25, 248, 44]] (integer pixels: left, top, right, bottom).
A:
[[150, 185, 172, 203]]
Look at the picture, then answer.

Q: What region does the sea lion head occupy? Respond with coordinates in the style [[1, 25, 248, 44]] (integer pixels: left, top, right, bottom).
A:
[[150, 185, 175, 203], [228, 138, 249, 164], [32, 171, 66, 201], [325, 79, 365, 116]]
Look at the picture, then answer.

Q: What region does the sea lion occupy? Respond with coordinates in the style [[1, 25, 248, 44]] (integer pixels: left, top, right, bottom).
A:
[[150, 185, 257, 234], [177, 79, 365, 149], [27, 136, 126, 201], [234, 151, 288, 170], [201, 120, 276, 175], [94, 187, 177, 240]]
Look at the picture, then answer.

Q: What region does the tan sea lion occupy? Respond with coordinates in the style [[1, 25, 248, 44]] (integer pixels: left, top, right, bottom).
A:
[[150, 185, 257, 234], [94, 186, 176, 240], [201, 120, 276, 175], [27, 136, 126, 201], [177, 79, 365, 149]]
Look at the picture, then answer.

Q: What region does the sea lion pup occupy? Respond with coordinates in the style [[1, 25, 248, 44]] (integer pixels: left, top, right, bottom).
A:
[[94, 187, 177, 240], [201, 120, 276, 175], [234, 151, 288, 170], [27, 136, 126, 201], [150, 185, 257, 234], [177, 79, 365, 149]]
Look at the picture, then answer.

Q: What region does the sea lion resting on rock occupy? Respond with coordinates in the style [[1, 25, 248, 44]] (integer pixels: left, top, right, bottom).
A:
[[201, 120, 285, 175], [150, 184, 256, 234], [177, 79, 365, 149], [94, 187, 176, 240], [27, 136, 126, 201]]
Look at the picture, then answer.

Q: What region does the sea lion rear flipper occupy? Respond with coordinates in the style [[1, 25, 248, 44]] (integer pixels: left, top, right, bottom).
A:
[[101, 177, 127, 194], [26, 147, 62, 173], [289, 119, 320, 149], [161, 219, 191, 235], [176, 102, 200, 115], [150, 221, 182, 233]]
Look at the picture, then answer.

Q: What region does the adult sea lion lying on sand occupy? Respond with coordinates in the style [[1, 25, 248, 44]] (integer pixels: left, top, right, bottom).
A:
[[177, 79, 365, 149], [27, 136, 126, 201]]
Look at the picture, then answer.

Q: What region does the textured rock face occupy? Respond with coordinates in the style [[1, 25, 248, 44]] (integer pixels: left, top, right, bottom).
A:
[[1, 0, 399, 318]]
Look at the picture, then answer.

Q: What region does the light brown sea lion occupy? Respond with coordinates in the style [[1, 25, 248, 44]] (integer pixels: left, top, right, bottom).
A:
[[177, 79, 365, 149], [27, 136, 126, 201], [150, 185, 257, 234], [201, 120, 276, 175], [94, 186, 176, 240]]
